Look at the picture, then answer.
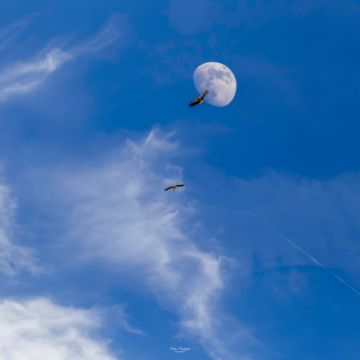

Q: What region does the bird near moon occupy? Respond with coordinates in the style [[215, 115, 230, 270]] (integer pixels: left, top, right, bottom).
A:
[[193, 62, 237, 107]]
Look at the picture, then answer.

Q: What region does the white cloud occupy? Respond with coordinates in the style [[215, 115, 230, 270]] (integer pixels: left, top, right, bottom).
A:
[[0, 297, 117, 360], [0, 178, 39, 276], [55, 130, 253, 360], [0, 16, 126, 102]]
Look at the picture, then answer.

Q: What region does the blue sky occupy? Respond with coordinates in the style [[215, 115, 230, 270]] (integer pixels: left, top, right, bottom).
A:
[[0, 1, 359, 359]]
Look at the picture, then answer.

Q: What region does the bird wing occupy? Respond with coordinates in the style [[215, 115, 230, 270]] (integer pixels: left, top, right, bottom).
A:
[[189, 98, 200, 107], [201, 90, 209, 99], [165, 184, 184, 191]]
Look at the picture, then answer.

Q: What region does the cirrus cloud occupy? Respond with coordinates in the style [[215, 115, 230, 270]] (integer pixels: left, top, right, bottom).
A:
[[46, 129, 257, 360], [0, 177, 39, 276], [0, 15, 127, 103]]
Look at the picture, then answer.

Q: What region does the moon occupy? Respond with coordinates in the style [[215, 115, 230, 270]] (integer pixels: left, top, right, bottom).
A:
[[193, 62, 237, 107]]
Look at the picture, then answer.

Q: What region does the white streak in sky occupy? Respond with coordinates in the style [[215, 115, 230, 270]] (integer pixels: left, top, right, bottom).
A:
[[248, 210, 360, 297]]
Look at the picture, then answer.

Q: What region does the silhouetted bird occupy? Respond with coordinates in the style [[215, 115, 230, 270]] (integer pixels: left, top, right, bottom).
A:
[[189, 90, 209, 107], [164, 184, 184, 192]]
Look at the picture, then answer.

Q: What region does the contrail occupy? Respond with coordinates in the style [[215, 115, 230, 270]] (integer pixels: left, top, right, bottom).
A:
[[247, 210, 360, 298]]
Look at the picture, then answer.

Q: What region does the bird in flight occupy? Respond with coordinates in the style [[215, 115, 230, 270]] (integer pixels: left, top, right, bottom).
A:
[[164, 184, 184, 192], [189, 90, 209, 107]]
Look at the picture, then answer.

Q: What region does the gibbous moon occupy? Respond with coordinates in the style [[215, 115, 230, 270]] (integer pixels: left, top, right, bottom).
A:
[[193, 62, 237, 107]]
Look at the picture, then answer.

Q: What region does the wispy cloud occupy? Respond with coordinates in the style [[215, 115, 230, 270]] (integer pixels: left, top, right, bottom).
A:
[[0, 18, 30, 54], [73, 15, 126, 56], [110, 305, 145, 336], [0, 297, 117, 360], [0, 49, 72, 101], [0, 16, 126, 103], [48, 130, 255, 360], [0, 177, 39, 276]]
